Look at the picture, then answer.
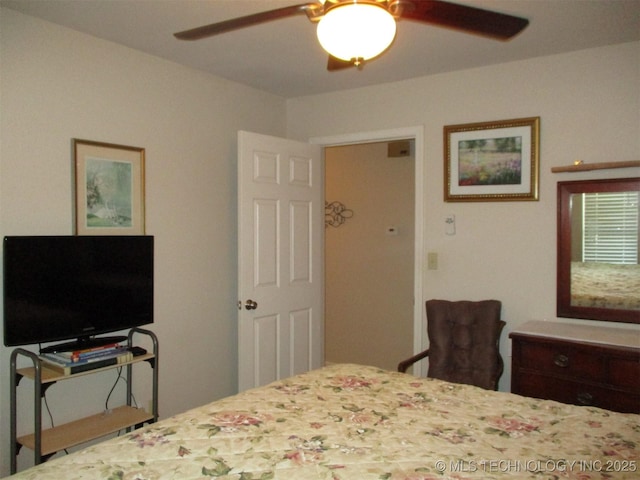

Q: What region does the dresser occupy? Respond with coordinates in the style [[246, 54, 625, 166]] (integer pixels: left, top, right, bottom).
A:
[[510, 321, 640, 414]]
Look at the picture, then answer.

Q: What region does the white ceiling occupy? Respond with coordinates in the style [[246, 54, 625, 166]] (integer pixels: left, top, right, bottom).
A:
[[2, 0, 639, 98]]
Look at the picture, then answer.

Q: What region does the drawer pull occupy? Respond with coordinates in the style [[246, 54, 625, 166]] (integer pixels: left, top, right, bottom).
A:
[[577, 392, 593, 406], [553, 354, 569, 368]]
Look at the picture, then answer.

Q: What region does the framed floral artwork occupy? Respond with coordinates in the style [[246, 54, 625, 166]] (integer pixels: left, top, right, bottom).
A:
[[74, 139, 145, 235], [444, 117, 540, 202]]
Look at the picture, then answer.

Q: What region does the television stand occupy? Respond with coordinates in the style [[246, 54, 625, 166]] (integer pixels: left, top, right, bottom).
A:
[[9, 327, 158, 474], [40, 335, 128, 354]]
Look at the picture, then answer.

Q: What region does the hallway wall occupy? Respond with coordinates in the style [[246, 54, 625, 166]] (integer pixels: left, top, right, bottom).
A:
[[325, 141, 415, 371]]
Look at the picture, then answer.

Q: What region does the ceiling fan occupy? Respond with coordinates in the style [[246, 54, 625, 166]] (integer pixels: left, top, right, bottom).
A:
[[174, 0, 529, 70]]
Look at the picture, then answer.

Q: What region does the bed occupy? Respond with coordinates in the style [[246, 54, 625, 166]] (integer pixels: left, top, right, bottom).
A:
[[9, 363, 640, 479]]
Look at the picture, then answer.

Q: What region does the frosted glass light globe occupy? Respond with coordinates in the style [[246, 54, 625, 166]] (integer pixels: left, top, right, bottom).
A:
[[317, 3, 396, 63]]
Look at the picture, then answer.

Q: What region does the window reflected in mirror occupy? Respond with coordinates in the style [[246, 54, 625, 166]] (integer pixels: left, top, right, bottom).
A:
[[558, 178, 640, 324], [570, 190, 639, 309]]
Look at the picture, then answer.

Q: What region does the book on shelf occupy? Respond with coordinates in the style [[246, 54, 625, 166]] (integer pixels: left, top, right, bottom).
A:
[[46, 344, 128, 363], [41, 347, 132, 366], [51, 343, 125, 363], [40, 350, 133, 375]]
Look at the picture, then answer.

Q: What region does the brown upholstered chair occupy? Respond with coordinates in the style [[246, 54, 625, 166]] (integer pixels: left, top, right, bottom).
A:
[[398, 299, 506, 390]]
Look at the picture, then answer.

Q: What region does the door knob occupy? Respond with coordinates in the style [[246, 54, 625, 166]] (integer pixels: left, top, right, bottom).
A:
[[245, 299, 258, 310]]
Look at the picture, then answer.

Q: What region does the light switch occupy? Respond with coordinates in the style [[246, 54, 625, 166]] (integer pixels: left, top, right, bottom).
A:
[[427, 252, 438, 270]]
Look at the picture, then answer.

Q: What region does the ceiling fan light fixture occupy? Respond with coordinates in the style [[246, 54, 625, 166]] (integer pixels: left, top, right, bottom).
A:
[[316, 3, 396, 63]]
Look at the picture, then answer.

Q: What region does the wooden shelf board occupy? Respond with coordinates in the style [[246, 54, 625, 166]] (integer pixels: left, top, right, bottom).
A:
[[17, 353, 155, 384], [17, 405, 153, 455], [551, 160, 640, 173]]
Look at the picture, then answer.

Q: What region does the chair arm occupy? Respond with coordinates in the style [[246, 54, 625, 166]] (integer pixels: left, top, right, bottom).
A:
[[397, 349, 430, 373]]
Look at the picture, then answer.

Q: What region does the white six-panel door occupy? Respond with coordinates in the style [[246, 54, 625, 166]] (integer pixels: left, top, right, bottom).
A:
[[237, 131, 323, 391]]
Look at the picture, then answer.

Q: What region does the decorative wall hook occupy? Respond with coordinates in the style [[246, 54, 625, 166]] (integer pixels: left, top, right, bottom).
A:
[[325, 201, 353, 228]]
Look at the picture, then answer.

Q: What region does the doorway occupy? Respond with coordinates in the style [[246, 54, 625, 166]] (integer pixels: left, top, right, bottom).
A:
[[311, 127, 424, 375], [324, 140, 415, 371]]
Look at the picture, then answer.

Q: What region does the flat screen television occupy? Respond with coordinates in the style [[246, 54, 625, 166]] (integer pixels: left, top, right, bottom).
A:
[[3, 235, 153, 353]]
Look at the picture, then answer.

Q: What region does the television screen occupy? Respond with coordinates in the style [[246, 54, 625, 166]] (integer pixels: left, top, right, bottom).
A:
[[3, 235, 153, 351]]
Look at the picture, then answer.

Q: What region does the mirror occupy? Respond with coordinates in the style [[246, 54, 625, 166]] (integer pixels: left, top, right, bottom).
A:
[[557, 177, 639, 324]]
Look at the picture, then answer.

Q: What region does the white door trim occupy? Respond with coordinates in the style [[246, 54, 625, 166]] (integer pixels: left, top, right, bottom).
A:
[[310, 126, 425, 377]]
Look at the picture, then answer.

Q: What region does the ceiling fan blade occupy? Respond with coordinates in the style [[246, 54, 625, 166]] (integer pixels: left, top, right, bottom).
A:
[[399, 0, 529, 40], [174, 3, 314, 40], [327, 55, 355, 71]]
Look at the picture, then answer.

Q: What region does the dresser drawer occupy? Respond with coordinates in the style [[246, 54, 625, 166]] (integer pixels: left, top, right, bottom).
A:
[[609, 356, 640, 389], [515, 372, 640, 413], [518, 339, 606, 383], [510, 330, 640, 414]]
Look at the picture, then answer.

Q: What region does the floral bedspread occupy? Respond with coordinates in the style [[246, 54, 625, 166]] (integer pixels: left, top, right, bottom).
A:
[[10, 363, 640, 479]]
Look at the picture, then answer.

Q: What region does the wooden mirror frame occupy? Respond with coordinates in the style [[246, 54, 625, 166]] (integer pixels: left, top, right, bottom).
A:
[[557, 177, 640, 324]]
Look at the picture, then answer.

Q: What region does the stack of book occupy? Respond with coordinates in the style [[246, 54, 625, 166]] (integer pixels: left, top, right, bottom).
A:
[[40, 343, 133, 375]]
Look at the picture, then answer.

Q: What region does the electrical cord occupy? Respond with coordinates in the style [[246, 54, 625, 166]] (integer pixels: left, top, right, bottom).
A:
[[105, 367, 139, 410], [43, 393, 55, 429], [43, 392, 70, 455], [105, 367, 140, 438], [105, 367, 122, 411]]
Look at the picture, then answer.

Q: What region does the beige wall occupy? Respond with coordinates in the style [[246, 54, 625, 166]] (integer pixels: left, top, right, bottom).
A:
[[288, 41, 640, 387], [325, 142, 414, 371], [0, 8, 287, 475]]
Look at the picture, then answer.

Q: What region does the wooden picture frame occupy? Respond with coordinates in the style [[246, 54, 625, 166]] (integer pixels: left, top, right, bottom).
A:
[[557, 177, 640, 324], [74, 139, 145, 235], [444, 117, 540, 202]]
